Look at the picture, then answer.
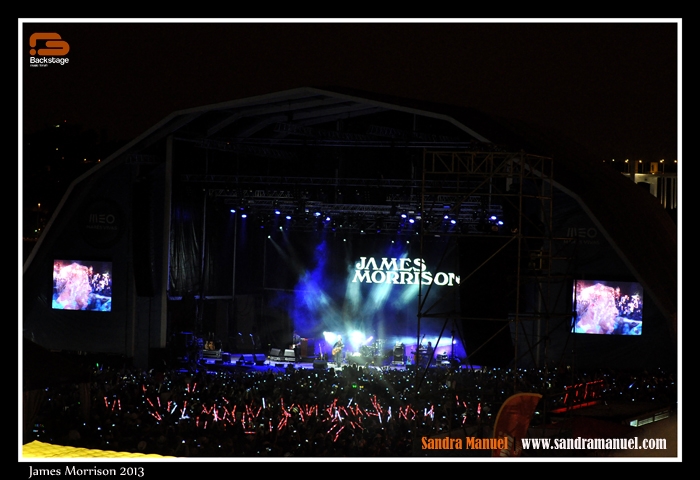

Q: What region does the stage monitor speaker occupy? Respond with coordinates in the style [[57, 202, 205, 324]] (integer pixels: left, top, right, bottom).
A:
[[313, 359, 328, 370], [270, 348, 281, 357]]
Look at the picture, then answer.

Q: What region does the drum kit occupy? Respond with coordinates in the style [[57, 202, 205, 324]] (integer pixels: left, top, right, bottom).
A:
[[351, 340, 385, 364]]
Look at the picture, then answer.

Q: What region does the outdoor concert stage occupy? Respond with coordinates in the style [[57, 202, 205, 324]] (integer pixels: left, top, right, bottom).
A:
[[193, 350, 458, 375]]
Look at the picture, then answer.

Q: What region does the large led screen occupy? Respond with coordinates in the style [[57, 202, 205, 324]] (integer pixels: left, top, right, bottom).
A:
[[52, 259, 113, 312], [572, 279, 643, 335]]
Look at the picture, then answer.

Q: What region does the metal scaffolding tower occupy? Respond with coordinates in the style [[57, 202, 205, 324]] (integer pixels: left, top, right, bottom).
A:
[[416, 149, 575, 374]]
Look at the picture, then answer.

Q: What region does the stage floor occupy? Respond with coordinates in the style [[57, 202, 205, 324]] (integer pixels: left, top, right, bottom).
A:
[[194, 351, 436, 374]]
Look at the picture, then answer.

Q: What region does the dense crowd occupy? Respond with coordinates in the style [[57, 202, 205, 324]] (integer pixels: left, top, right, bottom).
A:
[[26, 361, 677, 458]]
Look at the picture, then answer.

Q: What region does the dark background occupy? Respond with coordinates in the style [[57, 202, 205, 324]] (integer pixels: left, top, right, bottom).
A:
[[21, 21, 678, 160]]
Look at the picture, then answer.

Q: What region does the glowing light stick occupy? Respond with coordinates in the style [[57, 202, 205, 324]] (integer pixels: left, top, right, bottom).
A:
[[149, 410, 162, 421]]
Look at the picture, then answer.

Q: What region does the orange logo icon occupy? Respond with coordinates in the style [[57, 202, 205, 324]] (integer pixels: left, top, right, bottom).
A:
[[29, 33, 70, 56]]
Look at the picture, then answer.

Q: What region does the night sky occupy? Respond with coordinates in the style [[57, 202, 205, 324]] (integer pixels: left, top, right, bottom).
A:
[[20, 20, 679, 163]]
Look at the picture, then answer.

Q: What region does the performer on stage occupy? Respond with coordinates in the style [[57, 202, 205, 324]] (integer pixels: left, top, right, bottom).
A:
[[292, 330, 302, 361], [332, 335, 345, 365]]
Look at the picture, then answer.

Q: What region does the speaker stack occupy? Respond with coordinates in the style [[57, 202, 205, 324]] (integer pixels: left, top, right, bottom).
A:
[[313, 359, 328, 370], [393, 343, 405, 365]]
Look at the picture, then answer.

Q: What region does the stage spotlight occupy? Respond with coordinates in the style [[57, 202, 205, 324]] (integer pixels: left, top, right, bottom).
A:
[[241, 213, 247, 218], [230, 208, 236, 213], [350, 331, 365, 350], [323, 331, 340, 344], [285, 214, 292, 220]]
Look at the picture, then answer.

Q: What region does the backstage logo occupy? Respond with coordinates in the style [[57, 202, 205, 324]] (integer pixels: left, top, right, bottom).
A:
[[352, 256, 460, 287], [28, 32, 70, 67]]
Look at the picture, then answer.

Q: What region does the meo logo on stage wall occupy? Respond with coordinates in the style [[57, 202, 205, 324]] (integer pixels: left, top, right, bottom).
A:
[[28, 32, 70, 66]]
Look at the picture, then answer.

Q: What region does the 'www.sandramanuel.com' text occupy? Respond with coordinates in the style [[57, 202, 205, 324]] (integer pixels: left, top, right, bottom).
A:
[[521, 437, 667, 451]]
